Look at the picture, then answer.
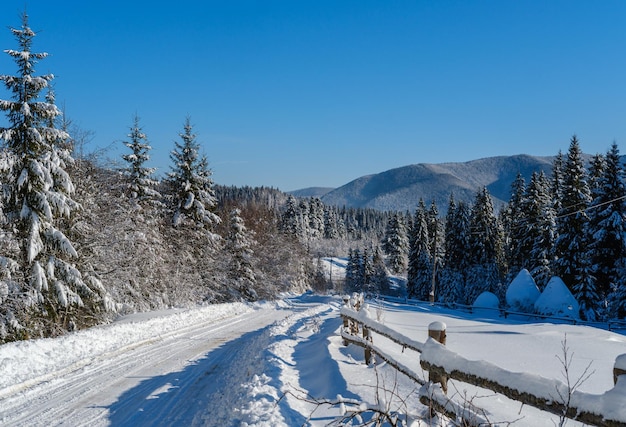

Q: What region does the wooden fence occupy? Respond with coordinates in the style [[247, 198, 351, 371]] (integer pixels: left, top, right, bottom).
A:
[[340, 296, 626, 427]]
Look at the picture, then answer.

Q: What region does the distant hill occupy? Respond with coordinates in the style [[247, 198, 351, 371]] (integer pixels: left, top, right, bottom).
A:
[[289, 187, 335, 198], [319, 154, 555, 212]]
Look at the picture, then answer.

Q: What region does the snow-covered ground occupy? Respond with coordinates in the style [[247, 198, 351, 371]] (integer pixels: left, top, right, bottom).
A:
[[1, 290, 625, 426]]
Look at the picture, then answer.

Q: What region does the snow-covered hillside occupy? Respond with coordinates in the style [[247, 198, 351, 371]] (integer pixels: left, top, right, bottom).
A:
[[0, 291, 624, 426]]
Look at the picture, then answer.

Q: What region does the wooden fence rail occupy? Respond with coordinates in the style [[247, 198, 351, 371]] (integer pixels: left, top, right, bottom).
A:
[[340, 296, 626, 427]]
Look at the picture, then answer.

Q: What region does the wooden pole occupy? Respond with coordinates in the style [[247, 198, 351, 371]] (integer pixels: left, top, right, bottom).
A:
[[614, 354, 626, 385], [428, 321, 448, 394], [342, 295, 351, 346], [363, 324, 372, 364]]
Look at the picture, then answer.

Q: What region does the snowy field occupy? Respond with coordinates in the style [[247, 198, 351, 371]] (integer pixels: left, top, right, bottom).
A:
[[0, 290, 625, 426]]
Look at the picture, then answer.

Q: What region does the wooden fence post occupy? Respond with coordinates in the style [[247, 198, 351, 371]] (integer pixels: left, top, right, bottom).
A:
[[362, 303, 373, 364], [363, 324, 372, 364], [428, 321, 448, 394], [614, 354, 626, 385], [342, 295, 350, 346], [350, 293, 361, 335]]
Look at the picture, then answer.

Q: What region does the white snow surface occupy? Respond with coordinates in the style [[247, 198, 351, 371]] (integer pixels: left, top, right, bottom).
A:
[[473, 291, 500, 314], [535, 276, 581, 319], [1, 290, 625, 426], [505, 268, 540, 312]]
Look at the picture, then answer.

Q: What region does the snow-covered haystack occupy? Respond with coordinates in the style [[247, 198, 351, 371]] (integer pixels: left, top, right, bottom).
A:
[[534, 277, 580, 319], [473, 291, 500, 317], [506, 269, 540, 313]]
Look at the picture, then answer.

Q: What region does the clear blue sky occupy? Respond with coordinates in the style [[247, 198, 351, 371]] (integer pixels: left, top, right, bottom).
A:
[[1, 1, 626, 191]]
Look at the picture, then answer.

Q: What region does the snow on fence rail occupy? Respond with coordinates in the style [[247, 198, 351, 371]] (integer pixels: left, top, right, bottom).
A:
[[340, 296, 626, 427]]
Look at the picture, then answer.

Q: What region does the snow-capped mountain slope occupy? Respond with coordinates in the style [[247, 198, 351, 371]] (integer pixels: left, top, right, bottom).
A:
[[320, 154, 554, 211]]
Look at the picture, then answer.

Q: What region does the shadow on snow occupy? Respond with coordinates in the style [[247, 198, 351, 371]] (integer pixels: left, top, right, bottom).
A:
[[106, 323, 306, 426]]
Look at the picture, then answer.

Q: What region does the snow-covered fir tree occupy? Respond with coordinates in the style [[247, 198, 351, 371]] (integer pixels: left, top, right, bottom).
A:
[[554, 136, 598, 319], [549, 149, 564, 255], [406, 200, 432, 300], [524, 171, 556, 289], [502, 173, 528, 280], [588, 153, 607, 200], [281, 195, 302, 239], [121, 114, 161, 206], [573, 250, 600, 321], [307, 197, 324, 240], [551, 150, 565, 216], [589, 142, 626, 314], [226, 208, 257, 301], [361, 246, 374, 294], [427, 200, 444, 300], [344, 248, 362, 293], [323, 206, 342, 239], [0, 14, 105, 336], [297, 198, 312, 245], [610, 258, 626, 319], [168, 117, 220, 236], [370, 245, 390, 295], [438, 195, 468, 304], [382, 213, 408, 274], [466, 187, 504, 304]]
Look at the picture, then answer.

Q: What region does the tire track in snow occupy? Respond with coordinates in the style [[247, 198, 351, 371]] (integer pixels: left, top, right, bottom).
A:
[[0, 306, 289, 426]]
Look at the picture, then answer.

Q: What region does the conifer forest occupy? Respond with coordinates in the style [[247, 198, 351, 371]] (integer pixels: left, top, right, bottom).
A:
[[1, 14, 625, 344]]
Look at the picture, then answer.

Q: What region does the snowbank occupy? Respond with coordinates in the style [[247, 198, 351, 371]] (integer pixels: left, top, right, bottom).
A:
[[535, 276, 580, 319], [506, 269, 540, 312], [473, 291, 500, 317]]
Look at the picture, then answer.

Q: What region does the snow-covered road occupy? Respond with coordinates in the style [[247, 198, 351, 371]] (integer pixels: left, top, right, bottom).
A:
[[2, 293, 625, 426], [0, 302, 295, 426]]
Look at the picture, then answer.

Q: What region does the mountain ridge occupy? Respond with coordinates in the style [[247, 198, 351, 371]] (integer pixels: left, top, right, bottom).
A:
[[316, 154, 555, 212]]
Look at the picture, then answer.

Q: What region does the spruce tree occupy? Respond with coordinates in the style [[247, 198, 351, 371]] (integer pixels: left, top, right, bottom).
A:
[[550, 150, 564, 260], [588, 153, 606, 199], [439, 195, 458, 303], [226, 208, 257, 301], [361, 247, 374, 295], [427, 201, 444, 301], [281, 195, 300, 239], [554, 136, 598, 319], [609, 259, 626, 319], [344, 249, 356, 292], [524, 171, 556, 289], [382, 213, 408, 274], [345, 248, 363, 293], [551, 150, 565, 215], [308, 197, 324, 239], [503, 173, 528, 279], [370, 245, 390, 295], [0, 14, 103, 333], [121, 114, 161, 206], [323, 206, 340, 239], [406, 200, 431, 299], [554, 137, 592, 285], [440, 196, 471, 304], [168, 117, 220, 235], [466, 187, 504, 304], [589, 142, 626, 310]]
